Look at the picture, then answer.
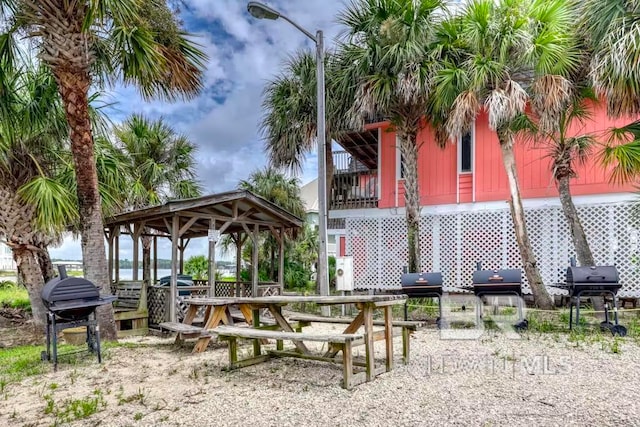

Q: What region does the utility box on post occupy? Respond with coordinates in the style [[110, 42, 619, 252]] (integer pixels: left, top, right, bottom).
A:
[[335, 256, 354, 291]]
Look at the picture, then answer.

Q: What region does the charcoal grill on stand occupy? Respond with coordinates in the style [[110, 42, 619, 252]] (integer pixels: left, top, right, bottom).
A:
[[468, 268, 527, 330], [41, 266, 116, 369], [552, 265, 626, 336], [400, 272, 443, 325]]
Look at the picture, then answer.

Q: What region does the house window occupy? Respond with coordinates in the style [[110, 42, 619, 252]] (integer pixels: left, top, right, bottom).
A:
[[396, 135, 405, 180], [459, 129, 474, 173]]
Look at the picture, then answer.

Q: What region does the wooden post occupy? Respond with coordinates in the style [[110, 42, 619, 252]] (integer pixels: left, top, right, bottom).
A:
[[252, 224, 259, 297], [208, 219, 217, 297], [132, 223, 140, 281], [384, 305, 394, 372], [107, 227, 114, 286], [153, 235, 158, 284], [235, 233, 242, 297], [364, 305, 375, 382], [278, 227, 285, 294], [179, 237, 185, 275], [115, 227, 120, 283], [170, 215, 179, 322]]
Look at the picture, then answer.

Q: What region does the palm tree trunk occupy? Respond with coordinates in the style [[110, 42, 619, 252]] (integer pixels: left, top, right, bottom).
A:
[[12, 245, 47, 329], [557, 175, 604, 314], [498, 130, 553, 309], [325, 140, 334, 207], [557, 176, 594, 266], [399, 132, 421, 272], [54, 67, 117, 340], [36, 243, 56, 284]]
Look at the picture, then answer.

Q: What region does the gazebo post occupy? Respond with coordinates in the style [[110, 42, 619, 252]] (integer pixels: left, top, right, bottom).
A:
[[107, 227, 114, 286], [179, 237, 184, 275], [115, 227, 120, 284], [132, 223, 140, 281], [170, 214, 179, 322], [208, 219, 217, 297], [234, 233, 242, 297], [279, 227, 285, 294], [153, 235, 158, 284], [252, 223, 259, 297]]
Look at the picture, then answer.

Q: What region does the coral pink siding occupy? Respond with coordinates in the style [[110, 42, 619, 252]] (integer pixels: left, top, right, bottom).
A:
[[376, 104, 635, 208]]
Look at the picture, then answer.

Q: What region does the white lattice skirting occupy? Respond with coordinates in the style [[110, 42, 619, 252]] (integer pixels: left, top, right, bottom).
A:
[[339, 194, 640, 297]]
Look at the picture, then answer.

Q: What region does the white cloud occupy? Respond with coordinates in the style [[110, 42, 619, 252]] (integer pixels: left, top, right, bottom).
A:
[[59, 1, 347, 260]]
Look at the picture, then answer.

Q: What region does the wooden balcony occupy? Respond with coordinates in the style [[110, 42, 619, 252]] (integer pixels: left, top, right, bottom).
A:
[[330, 151, 378, 210]]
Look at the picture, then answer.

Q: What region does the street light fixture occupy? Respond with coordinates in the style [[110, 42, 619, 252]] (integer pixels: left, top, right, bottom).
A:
[[247, 2, 330, 310]]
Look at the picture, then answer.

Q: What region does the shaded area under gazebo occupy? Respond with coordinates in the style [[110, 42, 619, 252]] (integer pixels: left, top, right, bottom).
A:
[[104, 190, 303, 323]]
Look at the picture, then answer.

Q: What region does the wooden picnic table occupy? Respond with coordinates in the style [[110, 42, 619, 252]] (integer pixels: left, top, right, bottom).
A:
[[220, 294, 408, 384], [161, 294, 408, 386]]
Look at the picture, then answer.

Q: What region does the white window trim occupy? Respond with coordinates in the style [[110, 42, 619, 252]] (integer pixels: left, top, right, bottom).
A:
[[458, 123, 475, 175]]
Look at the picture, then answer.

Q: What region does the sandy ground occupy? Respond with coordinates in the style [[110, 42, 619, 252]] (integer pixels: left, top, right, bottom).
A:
[[2, 324, 640, 427]]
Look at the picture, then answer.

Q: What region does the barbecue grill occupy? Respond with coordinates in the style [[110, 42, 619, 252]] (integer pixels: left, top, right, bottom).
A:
[[41, 266, 116, 369], [552, 265, 626, 335], [468, 268, 527, 329], [400, 272, 443, 324]]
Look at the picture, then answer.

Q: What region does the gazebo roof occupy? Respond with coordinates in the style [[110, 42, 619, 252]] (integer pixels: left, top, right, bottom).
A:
[[104, 190, 304, 238]]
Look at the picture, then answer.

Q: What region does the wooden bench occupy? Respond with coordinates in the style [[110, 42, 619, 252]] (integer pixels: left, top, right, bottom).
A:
[[287, 314, 424, 362], [214, 325, 365, 389], [158, 320, 311, 351], [113, 281, 148, 338]]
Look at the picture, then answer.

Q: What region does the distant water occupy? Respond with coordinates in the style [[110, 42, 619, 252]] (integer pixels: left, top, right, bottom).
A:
[[116, 269, 173, 281]]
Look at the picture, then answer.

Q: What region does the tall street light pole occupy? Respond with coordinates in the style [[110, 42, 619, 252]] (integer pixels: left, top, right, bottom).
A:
[[247, 2, 330, 311]]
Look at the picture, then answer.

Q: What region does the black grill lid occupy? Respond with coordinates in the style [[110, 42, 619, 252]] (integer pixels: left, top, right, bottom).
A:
[[473, 269, 522, 284], [566, 266, 619, 283], [41, 277, 100, 305], [401, 272, 443, 287]]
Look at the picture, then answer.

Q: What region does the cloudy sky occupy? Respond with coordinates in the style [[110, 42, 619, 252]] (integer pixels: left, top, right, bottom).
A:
[[49, 0, 346, 262]]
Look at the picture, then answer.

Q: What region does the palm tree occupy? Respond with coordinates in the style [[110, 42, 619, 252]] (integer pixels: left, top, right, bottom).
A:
[[0, 63, 75, 328], [261, 50, 352, 207], [533, 88, 598, 267], [0, 0, 207, 339], [436, 0, 580, 309], [238, 167, 306, 279], [579, 1, 640, 182], [334, 0, 445, 273], [0, 63, 123, 328], [114, 114, 201, 283]]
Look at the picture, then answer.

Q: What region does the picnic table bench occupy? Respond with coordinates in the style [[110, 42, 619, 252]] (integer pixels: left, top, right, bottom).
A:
[[287, 314, 425, 362], [214, 325, 365, 389]]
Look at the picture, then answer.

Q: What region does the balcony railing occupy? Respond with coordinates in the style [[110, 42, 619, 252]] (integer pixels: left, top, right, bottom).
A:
[[330, 151, 378, 210]]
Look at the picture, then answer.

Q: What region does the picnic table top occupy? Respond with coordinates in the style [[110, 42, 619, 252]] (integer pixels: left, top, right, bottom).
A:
[[181, 294, 407, 306]]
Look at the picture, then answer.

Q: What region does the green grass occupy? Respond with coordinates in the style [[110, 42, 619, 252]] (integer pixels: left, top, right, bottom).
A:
[[0, 345, 54, 385], [0, 281, 30, 310]]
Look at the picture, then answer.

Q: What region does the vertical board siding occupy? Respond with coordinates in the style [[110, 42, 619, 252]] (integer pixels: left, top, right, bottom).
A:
[[376, 105, 635, 208]]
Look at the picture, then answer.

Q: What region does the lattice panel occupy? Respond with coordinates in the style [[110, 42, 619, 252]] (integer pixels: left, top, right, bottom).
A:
[[215, 282, 234, 297], [346, 218, 384, 289], [379, 217, 407, 288], [148, 286, 167, 325], [343, 201, 640, 297], [460, 210, 505, 287]]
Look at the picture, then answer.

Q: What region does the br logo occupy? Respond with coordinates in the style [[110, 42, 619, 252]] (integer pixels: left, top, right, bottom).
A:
[[437, 294, 527, 340]]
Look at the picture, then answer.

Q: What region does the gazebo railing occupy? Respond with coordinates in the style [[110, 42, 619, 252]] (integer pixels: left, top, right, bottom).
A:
[[147, 282, 283, 326]]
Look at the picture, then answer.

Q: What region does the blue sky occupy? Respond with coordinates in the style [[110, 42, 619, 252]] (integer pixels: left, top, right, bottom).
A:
[[49, 0, 346, 262]]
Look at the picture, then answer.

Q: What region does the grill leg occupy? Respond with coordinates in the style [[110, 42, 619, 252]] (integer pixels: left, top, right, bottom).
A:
[[52, 317, 58, 371], [95, 324, 102, 363], [569, 299, 574, 330], [612, 295, 619, 326], [45, 314, 52, 360], [575, 297, 581, 329], [404, 301, 408, 321]]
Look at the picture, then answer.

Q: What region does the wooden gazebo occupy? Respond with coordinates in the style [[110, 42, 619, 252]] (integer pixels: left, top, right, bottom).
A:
[[104, 190, 304, 322]]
